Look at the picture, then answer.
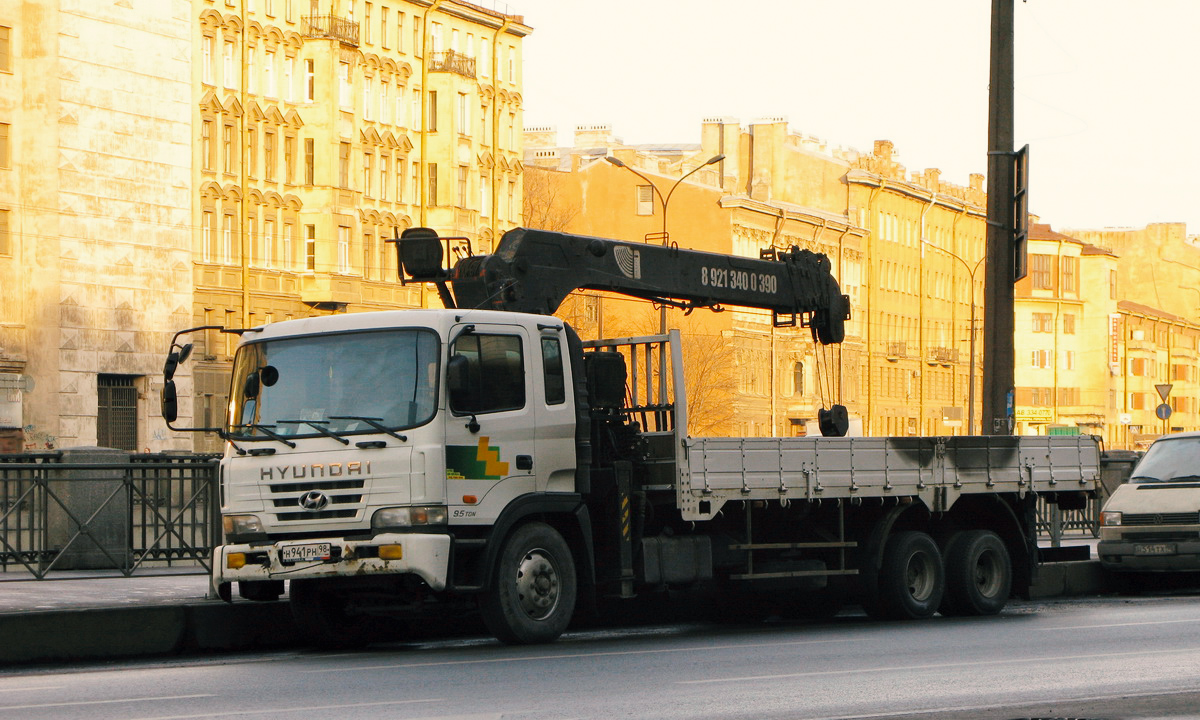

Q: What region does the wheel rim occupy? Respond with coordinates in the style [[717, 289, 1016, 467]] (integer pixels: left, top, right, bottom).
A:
[[973, 549, 1003, 597], [515, 547, 560, 620], [905, 550, 936, 602]]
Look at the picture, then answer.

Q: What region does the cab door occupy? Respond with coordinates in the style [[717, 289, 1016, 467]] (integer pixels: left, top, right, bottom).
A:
[[443, 322, 537, 525]]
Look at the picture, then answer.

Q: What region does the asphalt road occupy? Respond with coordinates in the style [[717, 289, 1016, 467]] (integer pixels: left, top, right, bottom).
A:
[[4, 594, 1200, 720]]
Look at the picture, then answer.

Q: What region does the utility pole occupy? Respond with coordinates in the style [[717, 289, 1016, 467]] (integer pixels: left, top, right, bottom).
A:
[[982, 0, 1016, 435]]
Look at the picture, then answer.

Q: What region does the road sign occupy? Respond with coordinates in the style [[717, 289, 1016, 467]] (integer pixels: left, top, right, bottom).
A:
[[1156, 383, 1173, 401], [1156, 403, 1172, 421]]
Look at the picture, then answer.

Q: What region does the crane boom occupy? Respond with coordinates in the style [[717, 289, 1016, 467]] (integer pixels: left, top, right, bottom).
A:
[[397, 227, 850, 344]]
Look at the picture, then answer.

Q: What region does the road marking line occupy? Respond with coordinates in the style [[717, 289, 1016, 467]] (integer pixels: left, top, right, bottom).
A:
[[678, 645, 1200, 684], [1041, 616, 1200, 631], [0, 687, 62, 693], [301, 636, 867, 673], [125, 698, 443, 720], [0, 693, 213, 711]]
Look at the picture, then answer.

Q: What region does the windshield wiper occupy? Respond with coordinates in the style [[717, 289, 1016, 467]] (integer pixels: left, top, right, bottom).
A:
[[329, 415, 408, 442], [230, 423, 297, 449], [276, 419, 350, 445]]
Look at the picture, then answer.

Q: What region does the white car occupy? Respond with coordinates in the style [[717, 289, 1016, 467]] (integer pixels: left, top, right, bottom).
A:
[[1098, 431, 1200, 572]]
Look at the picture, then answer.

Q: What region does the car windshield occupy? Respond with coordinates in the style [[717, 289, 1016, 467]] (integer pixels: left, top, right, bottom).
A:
[[1129, 437, 1200, 484], [228, 328, 440, 439]]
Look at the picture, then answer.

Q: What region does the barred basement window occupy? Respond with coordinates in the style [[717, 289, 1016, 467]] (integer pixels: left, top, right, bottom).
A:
[[98, 375, 138, 451]]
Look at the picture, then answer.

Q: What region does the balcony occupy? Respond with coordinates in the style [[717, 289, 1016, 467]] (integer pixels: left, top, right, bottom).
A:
[[885, 342, 906, 361], [927, 347, 959, 366], [303, 15, 359, 46], [429, 50, 477, 79]]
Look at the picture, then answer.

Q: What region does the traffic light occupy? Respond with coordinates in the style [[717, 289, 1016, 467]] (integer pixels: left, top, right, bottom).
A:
[[1012, 144, 1029, 282]]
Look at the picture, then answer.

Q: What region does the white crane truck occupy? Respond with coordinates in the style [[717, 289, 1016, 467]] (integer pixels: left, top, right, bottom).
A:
[[161, 227, 1099, 646]]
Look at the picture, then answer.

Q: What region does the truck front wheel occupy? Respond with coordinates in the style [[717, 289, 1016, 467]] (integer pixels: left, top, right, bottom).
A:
[[481, 522, 577, 645], [939, 530, 1011, 616], [868, 531, 945, 620]]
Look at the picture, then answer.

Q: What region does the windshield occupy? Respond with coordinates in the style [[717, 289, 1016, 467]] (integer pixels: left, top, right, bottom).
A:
[[1130, 437, 1200, 484], [228, 328, 440, 439]]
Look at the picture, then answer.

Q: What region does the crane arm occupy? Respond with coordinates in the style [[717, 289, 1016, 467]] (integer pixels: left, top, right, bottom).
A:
[[397, 227, 849, 344]]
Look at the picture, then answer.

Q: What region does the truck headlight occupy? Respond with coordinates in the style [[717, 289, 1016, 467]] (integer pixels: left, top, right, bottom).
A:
[[1101, 511, 1123, 526], [372, 505, 448, 529], [223, 514, 264, 535]]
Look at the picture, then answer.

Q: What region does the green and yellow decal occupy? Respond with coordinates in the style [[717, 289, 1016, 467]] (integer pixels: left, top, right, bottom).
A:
[[446, 436, 510, 480]]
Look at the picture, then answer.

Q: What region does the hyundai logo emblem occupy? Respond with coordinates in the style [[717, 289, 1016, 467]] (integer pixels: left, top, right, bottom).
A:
[[299, 490, 330, 512]]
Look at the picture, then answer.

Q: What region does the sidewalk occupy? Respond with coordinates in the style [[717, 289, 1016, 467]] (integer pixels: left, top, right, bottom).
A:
[[0, 537, 1107, 666]]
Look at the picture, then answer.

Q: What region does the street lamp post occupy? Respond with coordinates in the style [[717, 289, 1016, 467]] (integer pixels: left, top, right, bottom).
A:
[[925, 242, 985, 434], [605, 153, 725, 333]]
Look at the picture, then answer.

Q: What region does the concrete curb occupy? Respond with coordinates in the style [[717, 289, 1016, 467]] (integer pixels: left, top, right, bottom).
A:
[[0, 601, 298, 666], [1, 561, 1114, 666]]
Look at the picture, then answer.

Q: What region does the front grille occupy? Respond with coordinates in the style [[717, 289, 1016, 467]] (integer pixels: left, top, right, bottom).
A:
[[268, 479, 367, 523], [1123, 531, 1197, 542], [1122, 512, 1200, 526]]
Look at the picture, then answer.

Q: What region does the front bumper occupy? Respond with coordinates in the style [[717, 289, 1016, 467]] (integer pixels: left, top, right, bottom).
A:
[[213, 532, 451, 590], [1097, 538, 1200, 572]]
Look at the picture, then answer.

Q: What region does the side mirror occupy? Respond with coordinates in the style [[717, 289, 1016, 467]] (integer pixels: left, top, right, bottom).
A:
[[243, 371, 261, 400], [161, 380, 178, 423], [163, 343, 193, 381]]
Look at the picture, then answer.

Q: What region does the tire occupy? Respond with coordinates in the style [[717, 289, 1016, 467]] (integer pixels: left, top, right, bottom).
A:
[[289, 579, 375, 649], [870, 531, 945, 620], [940, 530, 1012, 617], [480, 522, 577, 645]]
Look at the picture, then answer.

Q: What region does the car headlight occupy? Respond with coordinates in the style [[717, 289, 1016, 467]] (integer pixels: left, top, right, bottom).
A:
[[1101, 510, 1123, 526], [223, 514, 264, 535], [371, 505, 448, 529]]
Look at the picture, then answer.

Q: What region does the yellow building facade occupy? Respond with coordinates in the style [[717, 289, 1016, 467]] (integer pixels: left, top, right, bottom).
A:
[[185, 0, 529, 449], [525, 121, 988, 438], [0, 0, 528, 452]]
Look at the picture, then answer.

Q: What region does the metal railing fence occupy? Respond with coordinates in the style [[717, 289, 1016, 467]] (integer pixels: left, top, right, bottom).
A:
[[0, 451, 219, 580]]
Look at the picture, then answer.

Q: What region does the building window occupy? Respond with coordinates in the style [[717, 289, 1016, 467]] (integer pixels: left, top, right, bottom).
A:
[[379, 155, 388, 201], [201, 120, 213, 170], [362, 231, 374, 278], [202, 211, 213, 262], [202, 36, 213, 84], [264, 130, 276, 181], [1030, 254, 1053, 289], [793, 361, 804, 397], [363, 76, 373, 120], [1110, 269, 1118, 299], [508, 179, 516, 221], [364, 3, 372, 44], [264, 49, 276, 97], [338, 61, 351, 108], [284, 134, 295, 184], [339, 141, 351, 187], [337, 226, 350, 273], [97, 375, 138, 451], [381, 7, 390, 49], [1063, 313, 1076, 335], [411, 88, 420, 131], [411, 162, 418, 204], [457, 92, 469, 134], [0, 26, 10, 73], [427, 90, 438, 131], [636, 185, 653, 216], [222, 215, 234, 263], [0, 209, 11, 256], [363, 151, 373, 197], [282, 223, 293, 270], [305, 224, 316, 271], [223, 41, 235, 89], [284, 56, 294, 102], [457, 165, 467, 206], [247, 128, 257, 177], [379, 83, 388, 124], [246, 45, 256, 94], [304, 137, 314, 185], [481, 174, 490, 217], [263, 219, 274, 268], [222, 124, 233, 173], [1032, 312, 1053, 333], [397, 13, 404, 53], [1031, 349, 1052, 369], [304, 58, 314, 102], [396, 158, 405, 202], [1061, 255, 1078, 293], [427, 162, 437, 206]]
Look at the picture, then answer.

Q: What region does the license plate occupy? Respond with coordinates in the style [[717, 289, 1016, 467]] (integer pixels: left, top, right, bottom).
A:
[[280, 543, 332, 563], [1134, 543, 1177, 556]]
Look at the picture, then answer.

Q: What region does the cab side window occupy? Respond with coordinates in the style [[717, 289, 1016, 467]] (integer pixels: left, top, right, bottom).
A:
[[449, 333, 525, 414], [541, 336, 565, 405]]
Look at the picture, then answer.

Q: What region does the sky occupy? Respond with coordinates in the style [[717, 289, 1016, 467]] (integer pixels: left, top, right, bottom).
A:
[[499, 0, 1200, 234]]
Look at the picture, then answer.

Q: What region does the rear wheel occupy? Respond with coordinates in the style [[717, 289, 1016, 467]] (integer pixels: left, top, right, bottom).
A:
[[289, 579, 375, 649], [940, 530, 1011, 616], [480, 522, 577, 645], [867, 531, 945, 620]]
